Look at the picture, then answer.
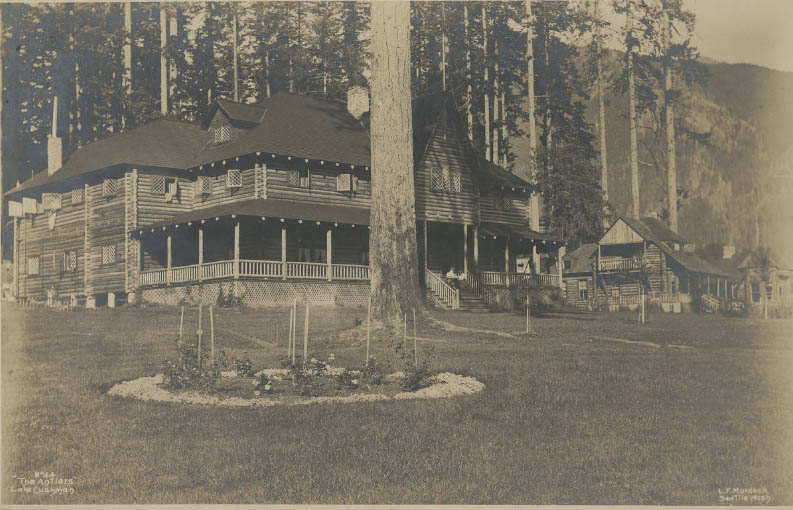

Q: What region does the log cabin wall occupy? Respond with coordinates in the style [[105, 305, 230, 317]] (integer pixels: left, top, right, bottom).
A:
[[479, 193, 532, 226], [137, 169, 194, 226], [16, 187, 86, 300], [564, 277, 594, 310], [415, 114, 479, 225], [265, 160, 371, 209], [86, 175, 127, 296], [194, 161, 257, 209]]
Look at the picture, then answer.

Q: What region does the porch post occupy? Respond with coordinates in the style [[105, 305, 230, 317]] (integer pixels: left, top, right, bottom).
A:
[[706, 275, 710, 296], [233, 218, 240, 279], [327, 227, 332, 281], [717, 277, 721, 298], [505, 237, 510, 287], [166, 233, 172, 285], [473, 225, 479, 267], [463, 224, 469, 274], [198, 226, 204, 281], [423, 220, 428, 270], [557, 245, 566, 289], [281, 221, 287, 280]]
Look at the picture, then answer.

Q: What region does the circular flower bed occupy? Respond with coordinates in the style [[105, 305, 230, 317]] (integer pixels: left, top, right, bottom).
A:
[[107, 368, 484, 408]]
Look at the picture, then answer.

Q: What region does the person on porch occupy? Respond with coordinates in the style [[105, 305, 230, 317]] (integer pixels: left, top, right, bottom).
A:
[[446, 266, 465, 289]]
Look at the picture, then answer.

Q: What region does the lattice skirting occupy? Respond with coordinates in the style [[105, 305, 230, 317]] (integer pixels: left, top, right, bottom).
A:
[[140, 279, 370, 308]]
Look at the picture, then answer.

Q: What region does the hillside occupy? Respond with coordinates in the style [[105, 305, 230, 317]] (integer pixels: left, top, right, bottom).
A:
[[513, 54, 793, 259]]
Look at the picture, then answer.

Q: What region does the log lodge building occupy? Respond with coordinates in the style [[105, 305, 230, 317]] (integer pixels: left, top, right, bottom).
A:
[[5, 88, 564, 310]]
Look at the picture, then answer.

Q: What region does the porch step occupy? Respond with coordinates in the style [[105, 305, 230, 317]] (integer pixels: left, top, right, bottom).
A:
[[458, 288, 493, 312]]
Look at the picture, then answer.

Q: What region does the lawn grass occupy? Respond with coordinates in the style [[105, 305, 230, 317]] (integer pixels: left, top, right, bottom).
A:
[[2, 302, 792, 504]]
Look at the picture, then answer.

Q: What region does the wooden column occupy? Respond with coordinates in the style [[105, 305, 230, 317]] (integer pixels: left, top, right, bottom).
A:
[[505, 237, 510, 287], [281, 221, 287, 280], [13, 218, 19, 299], [198, 226, 204, 281], [717, 277, 721, 297], [166, 233, 172, 285], [473, 225, 479, 268], [327, 227, 333, 281], [706, 275, 710, 296], [557, 245, 566, 289], [233, 218, 240, 279], [463, 224, 469, 274]]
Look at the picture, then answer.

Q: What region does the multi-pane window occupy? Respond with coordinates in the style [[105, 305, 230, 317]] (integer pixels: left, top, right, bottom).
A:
[[496, 197, 513, 210], [578, 280, 588, 300], [198, 176, 213, 195], [226, 169, 242, 189], [71, 187, 84, 205], [430, 165, 460, 193], [336, 173, 359, 193], [27, 257, 40, 276], [102, 245, 117, 266], [62, 250, 78, 272], [42, 192, 62, 211], [214, 125, 231, 144], [151, 176, 166, 195], [287, 169, 310, 189], [103, 178, 118, 197], [751, 282, 760, 303]]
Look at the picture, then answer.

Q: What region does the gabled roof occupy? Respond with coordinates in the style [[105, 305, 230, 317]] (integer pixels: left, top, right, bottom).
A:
[[203, 98, 268, 129], [620, 216, 687, 245], [191, 93, 371, 168], [737, 247, 793, 272], [135, 198, 370, 232], [564, 243, 597, 275], [5, 119, 208, 196]]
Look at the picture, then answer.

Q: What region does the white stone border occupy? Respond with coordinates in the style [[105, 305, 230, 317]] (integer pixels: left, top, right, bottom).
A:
[[107, 371, 484, 408]]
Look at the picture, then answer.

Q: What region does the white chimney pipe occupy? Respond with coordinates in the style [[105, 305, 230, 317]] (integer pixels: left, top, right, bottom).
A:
[[48, 96, 62, 175]]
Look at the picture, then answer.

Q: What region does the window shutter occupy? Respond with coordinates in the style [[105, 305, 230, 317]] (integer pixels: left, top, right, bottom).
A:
[[442, 165, 451, 191], [299, 169, 310, 189], [352, 175, 359, 192], [451, 172, 461, 193]]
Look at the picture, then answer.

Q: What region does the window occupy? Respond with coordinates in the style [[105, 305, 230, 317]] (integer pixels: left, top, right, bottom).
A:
[[496, 197, 513, 210], [62, 250, 78, 272], [102, 245, 117, 266], [336, 173, 359, 193], [226, 169, 242, 189], [151, 176, 166, 195], [287, 169, 310, 189], [431, 165, 460, 193], [27, 257, 40, 276], [578, 280, 588, 300], [564, 260, 571, 270], [214, 125, 231, 144], [751, 282, 760, 303], [71, 187, 84, 205], [198, 176, 212, 195], [766, 285, 773, 301], [670, 279, 677, 295], [103, 178, 118, 197], [42, 192, 62, 211]]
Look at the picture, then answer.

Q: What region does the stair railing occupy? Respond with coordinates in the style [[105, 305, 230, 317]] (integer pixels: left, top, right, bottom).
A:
[[463, 272, 499, 307], [426, 270, 459, 310]]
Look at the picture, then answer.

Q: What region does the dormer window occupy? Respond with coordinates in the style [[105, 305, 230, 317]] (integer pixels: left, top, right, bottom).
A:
[[431, 164, 460, 193], [214, 125, 231, 144]]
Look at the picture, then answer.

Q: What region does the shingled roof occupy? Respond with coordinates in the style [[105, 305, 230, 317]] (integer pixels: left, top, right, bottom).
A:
[[564, 243, 597, 275], [5, 119, 208, 196]]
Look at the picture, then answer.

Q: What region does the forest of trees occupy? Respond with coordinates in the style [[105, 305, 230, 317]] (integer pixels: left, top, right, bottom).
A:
[[1, 1, 705, 249]]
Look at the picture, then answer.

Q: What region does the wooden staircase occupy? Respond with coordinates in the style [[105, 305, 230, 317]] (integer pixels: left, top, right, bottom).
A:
[[457, 287, 493, 312]]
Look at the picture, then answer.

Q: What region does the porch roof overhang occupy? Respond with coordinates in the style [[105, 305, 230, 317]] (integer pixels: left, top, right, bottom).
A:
[[133, 199, 370, 234], [478, 222, 563, 244]]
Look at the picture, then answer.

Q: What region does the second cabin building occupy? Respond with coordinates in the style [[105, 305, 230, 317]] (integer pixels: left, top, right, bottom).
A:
[[6, 88, 564, 310]]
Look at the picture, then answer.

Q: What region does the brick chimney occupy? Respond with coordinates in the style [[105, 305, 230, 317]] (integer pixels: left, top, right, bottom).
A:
[[47, 96, 63, 176], [347, 86, 369, 120]]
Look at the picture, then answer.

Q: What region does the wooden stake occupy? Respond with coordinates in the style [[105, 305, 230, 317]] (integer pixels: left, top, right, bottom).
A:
[[413, 308, 417, 368], [197, 304, 203, 368], [291, 307, 296, 364], [179, 305, 184, 344], [303, 304, 310, 368], [366, 296, 371, 363], [209, 305, 215, 362]]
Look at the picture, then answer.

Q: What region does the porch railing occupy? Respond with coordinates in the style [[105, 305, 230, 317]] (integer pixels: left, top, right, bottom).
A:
[[139, 260, 370, 287], [598, 257, 643, 272], [426, 270, 459, 310], [479, 271, 561, 288], [240, 259, 282, 278], [332, 264, 369, 281]]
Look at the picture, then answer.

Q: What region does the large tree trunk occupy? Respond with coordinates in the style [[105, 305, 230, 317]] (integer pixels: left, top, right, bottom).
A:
[[493, 38, 500, 164], [160, 6, 167, 116], [464, 4, 472, 140], [663, 6, 677, 232], [526, 0, 541, 271], [123, 2, 132, 128], [595, 0, 608, 210], [265, 48, 271, 98], [169, 13, 177, 107], [441, 2, 446, 92], [369, 1, 421, 320], [482, 4, 491, 161], [233, 10, 239, 102], [627, 3, 640, 219]]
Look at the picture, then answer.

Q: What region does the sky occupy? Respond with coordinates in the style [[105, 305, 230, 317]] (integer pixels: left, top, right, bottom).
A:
[[597, 0, 793, 73]]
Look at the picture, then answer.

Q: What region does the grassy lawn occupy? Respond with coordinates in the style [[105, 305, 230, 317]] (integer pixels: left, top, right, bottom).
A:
[[2, 302, 792, 504]]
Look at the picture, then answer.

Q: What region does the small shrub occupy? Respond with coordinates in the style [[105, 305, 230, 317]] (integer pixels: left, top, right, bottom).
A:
[[336, 368, 360, 391], [162, 342, 222, 390], [233, 354, 254, 377], [252, 373, 273, 396], [360, 355, 383, 385], [402, 360, 434, 392]]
